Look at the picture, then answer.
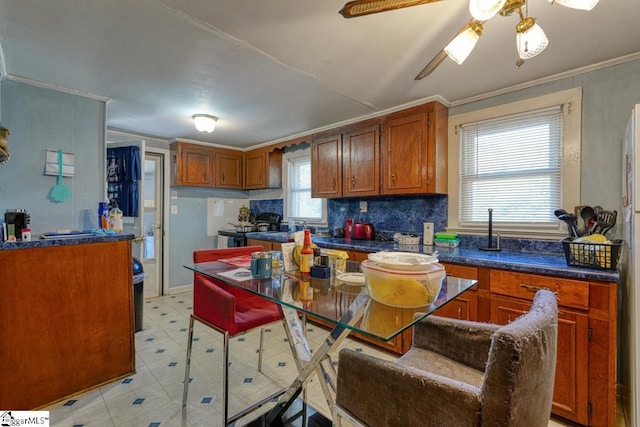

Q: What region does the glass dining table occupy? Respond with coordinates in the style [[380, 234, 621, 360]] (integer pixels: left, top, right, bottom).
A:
[[184, 259, 478, 427]]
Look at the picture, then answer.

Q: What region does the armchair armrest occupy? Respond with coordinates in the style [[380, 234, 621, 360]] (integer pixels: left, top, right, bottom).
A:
[[336, 349, 481, 427], [412, 315, 500, 371]]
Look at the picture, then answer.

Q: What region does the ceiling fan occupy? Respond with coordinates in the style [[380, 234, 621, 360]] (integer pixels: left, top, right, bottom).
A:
[[339, 0, 600, 79]]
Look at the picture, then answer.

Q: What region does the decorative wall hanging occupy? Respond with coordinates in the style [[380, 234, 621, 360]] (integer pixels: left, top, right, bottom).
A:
[[45, 149, 75, 176]]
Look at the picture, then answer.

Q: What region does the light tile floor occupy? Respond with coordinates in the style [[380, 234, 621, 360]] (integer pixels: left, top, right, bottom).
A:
[[45, 291, 586, 426]]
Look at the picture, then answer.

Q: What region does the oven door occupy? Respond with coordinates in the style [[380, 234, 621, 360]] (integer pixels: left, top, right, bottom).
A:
[[217, 230, 247, 247]]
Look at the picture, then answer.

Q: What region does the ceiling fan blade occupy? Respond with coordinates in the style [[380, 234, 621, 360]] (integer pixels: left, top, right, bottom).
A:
[[415, 18, 484, 80], [415, 49, 448, 80], [340, 0, 443, 18]]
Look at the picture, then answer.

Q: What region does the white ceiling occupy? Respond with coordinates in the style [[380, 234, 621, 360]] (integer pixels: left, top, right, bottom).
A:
[[0, 0, 639, 149]]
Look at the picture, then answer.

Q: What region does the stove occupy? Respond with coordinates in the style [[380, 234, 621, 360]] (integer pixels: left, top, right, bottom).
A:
[[218, 212, 281, 247]]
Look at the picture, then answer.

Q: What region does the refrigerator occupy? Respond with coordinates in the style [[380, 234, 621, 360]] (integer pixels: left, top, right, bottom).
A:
[[622, 103, 640, 427]]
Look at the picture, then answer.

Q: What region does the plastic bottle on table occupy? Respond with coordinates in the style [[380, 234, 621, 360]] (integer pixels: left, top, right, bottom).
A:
[[109, 203, 123, 232]]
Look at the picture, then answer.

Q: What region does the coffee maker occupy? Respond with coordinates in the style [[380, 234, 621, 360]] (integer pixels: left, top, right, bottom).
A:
[[4, 209, 30, 240]]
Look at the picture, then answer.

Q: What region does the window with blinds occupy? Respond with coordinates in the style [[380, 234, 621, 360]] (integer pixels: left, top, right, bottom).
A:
[[285, 153, 326, 222], [459, 106, 562, 227]]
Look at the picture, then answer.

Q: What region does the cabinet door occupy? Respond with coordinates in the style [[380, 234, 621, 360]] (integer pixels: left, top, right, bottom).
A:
[[381, 112, 429, 195], [342, 125, 379, 197], [312, 133, 342, 198], [244, 151, 266, 189], [434, 291, 478, 321], [244, 149, 283, 190], [437, 263, 479, 320], [490, 296, 589, 425], [216, 151, 243, 189], [179, 144, 214, 187]]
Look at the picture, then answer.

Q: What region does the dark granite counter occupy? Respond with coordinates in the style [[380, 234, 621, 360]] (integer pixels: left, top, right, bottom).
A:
[[0, 233, 135, 250], [245, 232, 619, 283]]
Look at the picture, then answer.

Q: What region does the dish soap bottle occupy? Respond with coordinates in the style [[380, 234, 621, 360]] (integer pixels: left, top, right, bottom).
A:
[[109, 202, 123, 233]]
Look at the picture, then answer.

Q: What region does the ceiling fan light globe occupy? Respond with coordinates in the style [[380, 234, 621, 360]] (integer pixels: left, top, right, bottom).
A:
[[516, 22, 549, 60], [444, 27, 480, 65], [192, 114, 218, 133], [469, 0, 507, 20], [549, 0, 599, 11]]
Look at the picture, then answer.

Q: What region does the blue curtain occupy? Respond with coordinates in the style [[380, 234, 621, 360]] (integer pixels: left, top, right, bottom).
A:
[[107, 146, 141, 217]]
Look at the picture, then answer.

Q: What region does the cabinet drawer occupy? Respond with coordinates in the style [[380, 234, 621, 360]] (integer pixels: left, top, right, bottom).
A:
[[490, 270, 589, 310], [441, 262, 478, 280]]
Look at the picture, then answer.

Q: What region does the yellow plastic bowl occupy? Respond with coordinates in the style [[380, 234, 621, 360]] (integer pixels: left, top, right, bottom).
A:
[[360, 260, 445, 308]]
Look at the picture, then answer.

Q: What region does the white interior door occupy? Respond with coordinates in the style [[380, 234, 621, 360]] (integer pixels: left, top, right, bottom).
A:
[[142, 151, 165, 298]]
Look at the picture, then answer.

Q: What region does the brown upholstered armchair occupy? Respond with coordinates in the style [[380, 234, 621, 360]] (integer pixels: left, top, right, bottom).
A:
[[334, 289, 558, 427]]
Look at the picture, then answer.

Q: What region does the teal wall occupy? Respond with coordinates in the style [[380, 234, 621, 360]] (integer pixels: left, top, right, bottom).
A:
[[0, 80, 106, 233]]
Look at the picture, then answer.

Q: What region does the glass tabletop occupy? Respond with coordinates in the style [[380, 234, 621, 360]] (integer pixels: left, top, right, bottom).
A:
[[184, 260, 478, 342]]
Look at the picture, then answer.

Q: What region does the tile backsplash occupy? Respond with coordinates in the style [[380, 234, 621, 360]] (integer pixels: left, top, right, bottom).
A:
[[328, 195, 447, 238], [251, 195, 447, 238]]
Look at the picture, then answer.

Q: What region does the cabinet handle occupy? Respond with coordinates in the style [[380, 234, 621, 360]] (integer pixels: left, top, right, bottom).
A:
[[222, 172, 225, 182], [259, 173, 262, 181], [331, 178, 336, 189], [351, 176, 356, 188], [456, 303, 462, 320], [391, 173, 396, 183], [519, 283, 552, 293]]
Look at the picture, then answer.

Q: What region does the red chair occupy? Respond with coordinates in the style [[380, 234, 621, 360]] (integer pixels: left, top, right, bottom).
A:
[[182, 246, 282, 425]]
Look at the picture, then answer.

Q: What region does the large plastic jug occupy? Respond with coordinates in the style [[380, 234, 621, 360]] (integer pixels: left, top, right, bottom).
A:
[[109, 204, 123, 232]]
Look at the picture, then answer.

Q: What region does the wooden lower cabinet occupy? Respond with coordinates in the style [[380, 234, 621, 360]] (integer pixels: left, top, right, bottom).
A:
[[246, 238, 281, 252], [0, 239, 135, 409], [436, 262, 479, 321], [490, 295, 589, 425], [487, 269, 616, 426]]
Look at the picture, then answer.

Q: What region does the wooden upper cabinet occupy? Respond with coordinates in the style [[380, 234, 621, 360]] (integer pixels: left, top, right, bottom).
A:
[[342, 124, 380, 197], [381, 101, 448, 195], [312, 132, 342, 198], [215, 150, 243, 189], [171, 141, 243, 189], [172, 142, 214, 187], [244, 149, 282, 190]]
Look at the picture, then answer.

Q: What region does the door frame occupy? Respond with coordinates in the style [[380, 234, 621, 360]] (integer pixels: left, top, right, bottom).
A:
[[145, 145, 171, 296]]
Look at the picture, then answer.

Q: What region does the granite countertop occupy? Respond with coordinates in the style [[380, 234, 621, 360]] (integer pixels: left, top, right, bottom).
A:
[[0, 233, 135, 250], [245, 232, 620, 283]]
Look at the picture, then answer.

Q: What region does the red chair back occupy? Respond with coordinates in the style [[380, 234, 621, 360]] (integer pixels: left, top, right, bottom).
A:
[[193, 246, 264, 263], [192, 246, 280, 336]]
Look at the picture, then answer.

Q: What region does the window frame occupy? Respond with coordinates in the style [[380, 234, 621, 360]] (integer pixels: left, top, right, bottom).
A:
[[447, 88, 582, 239], [283, 148, 327, 225]]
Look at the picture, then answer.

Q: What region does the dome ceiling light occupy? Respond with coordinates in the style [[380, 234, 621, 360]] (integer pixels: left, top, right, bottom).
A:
[[192, 114, 218, 133]]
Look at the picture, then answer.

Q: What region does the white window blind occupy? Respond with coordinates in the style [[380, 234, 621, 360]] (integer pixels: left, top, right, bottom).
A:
[[287, 156, 323, 220], [459, 106, 562, 227]]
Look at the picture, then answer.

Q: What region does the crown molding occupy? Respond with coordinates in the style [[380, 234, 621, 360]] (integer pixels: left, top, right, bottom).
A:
[[450, 52, 640, 107]]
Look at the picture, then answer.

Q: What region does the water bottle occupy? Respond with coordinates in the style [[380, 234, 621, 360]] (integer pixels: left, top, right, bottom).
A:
[[99, 202, 109, 229]]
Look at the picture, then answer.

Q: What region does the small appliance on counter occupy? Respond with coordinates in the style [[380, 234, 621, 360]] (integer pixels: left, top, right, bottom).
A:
[[352, 222, 374, 240], [3, 209, 30, 241]]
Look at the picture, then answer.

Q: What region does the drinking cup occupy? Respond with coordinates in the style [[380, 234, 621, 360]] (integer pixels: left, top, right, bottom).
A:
[[269, 250, 284, 276], [251, 252, 272, 279]]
